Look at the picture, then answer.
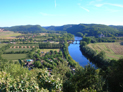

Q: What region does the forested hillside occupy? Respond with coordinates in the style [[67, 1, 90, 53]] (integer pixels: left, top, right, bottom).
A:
[[44, 24, 123, 37], [110, 25, 123, 36], [1, 25, 47, 33]]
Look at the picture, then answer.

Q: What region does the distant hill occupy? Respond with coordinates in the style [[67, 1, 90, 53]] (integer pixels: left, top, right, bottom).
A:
[[1, 25, 47, 33], [110, 25, 123, 31], [44, 24, 121, 37]]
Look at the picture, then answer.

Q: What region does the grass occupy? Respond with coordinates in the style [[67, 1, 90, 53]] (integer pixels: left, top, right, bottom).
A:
[[0, 43, 8, 48], [12, 44, 39, 46], [88, 42, 123, 60], [5, 48, 32, 52], [0, 31, 22, 39], [2, 54, 28, 60]]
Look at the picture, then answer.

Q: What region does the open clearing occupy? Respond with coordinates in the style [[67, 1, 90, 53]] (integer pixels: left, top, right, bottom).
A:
[[0, 31, 22, 39], [2, 54, 27, 60], [88, 42, 123, 60], [12, 44, 39, 46], [0, 43, 8, 48], [5, 48, 32, 52]]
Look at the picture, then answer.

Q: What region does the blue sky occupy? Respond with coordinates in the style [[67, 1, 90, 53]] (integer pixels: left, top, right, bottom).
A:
[[0, 0, 123, 27]]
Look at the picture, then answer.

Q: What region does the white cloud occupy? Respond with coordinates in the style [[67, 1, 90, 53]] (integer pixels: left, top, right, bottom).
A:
[[78, 3, 90, 12], [95, 4, 103, 7], [55, 0, 56, 8], [80, 6, 90, 12], [107, 3, 123, 8], [89, 0, 102, 4], [94, 3, 123, 8]]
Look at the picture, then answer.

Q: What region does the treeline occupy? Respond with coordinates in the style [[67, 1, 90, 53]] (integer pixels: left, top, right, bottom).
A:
[[39, 43, 63, 49], [62, 41, 78, 67], [80, 37, 110, 68]]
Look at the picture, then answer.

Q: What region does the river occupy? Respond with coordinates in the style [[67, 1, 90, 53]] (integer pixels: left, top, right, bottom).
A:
[[68, 36, 94, 67]]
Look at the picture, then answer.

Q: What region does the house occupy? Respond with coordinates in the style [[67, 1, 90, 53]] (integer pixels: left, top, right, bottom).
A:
[[98, 33, 105, 38], [24, 59, 34, 67]]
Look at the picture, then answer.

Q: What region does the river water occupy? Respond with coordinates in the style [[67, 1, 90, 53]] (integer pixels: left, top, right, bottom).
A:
[[68, 36, 94, 67]]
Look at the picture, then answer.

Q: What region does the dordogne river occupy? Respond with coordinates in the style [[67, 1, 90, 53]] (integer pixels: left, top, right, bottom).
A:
[[68, 36, 95, 67]]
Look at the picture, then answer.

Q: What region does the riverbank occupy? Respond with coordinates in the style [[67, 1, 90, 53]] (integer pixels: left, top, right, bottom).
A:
[[79, 38, 111, 69], [68, 36, 95, 67]]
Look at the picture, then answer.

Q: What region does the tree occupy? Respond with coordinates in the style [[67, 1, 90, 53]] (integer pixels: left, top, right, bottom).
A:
[[34, 61, 42, 68], [107, 58, 123, 92], [80, 41, 87, 46], [64, 65, 105, 92], [82, 37, 91, 44]]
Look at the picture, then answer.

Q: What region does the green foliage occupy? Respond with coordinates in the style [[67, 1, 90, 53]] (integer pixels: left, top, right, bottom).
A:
[[105, 58, 123, 92], [52, 61, 71, 81], [82, 37, 91, 44], [39, 43, 62, 49], [34, 61, 42, 68], [63, 65, 105, 92], [80, 41, 87, 46], [37, 68, 62, 91], [0, 71, 44, 92]]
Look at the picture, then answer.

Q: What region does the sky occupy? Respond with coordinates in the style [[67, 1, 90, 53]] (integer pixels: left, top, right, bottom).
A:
[[0, 0, 123, 27]]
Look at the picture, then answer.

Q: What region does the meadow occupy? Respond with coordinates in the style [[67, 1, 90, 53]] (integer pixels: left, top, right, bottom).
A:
[[87, 42, 123, 60], [0, 31, 22, 39], [12, 44, 39, 46], [0, 43, 8, 48], [5, 48, 32, 52], [2, 54, 28, 60]]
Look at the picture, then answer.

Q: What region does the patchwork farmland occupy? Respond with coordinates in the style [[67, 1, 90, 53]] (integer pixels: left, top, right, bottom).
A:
[[87, 42, 123, 60]]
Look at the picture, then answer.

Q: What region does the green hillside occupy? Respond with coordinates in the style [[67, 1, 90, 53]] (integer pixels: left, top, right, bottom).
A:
[[44, 24, 121, 37], [2, 25, 47, 33]]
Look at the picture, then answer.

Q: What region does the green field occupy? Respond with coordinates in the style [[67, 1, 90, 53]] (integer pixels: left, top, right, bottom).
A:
[[5, 48, 32, 52], [0, 31, 22, 39], [0, 43, 8, 48], [2, 54, 28, 60], [88, 42, 123, 60], [12, 44, 39, 46]]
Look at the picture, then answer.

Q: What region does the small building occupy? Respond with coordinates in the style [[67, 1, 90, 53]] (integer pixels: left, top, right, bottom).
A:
[[24, 59, 34, 67], [98, 33, 105, 38], [25, 59, 33, 63]]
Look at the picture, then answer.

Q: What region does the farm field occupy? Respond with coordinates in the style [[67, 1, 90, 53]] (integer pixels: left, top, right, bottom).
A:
[[2, 54, 28, 60], [87, 42, 123, 60], [12, 44, 39, 46], [5, 48, 32, 52], [0, 31, 22, 39], [0, 43, 8, 48]]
